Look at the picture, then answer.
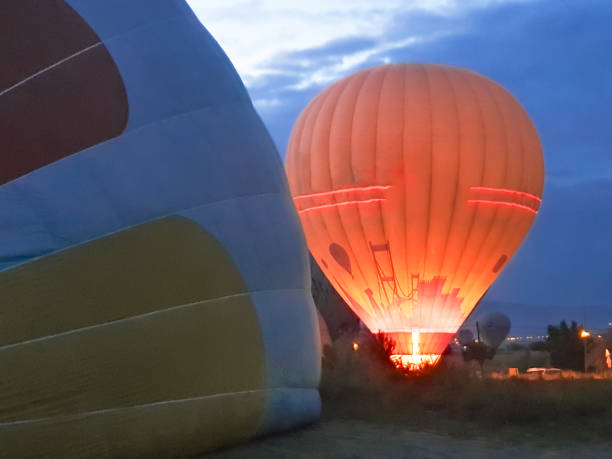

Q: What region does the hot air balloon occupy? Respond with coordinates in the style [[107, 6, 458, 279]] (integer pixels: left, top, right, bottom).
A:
[[457, 329, 475, 346], [285, 63, 544, 370], [479, 312, 512, 349], [0, 1, 319, 456]]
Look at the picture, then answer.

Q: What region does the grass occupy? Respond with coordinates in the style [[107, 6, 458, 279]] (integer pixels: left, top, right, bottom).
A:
[[487, 347, 551, 373], [320, 339, 612, 445]]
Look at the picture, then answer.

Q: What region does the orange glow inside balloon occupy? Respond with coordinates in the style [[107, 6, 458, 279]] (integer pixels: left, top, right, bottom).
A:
[[285, 63, 544, 369]]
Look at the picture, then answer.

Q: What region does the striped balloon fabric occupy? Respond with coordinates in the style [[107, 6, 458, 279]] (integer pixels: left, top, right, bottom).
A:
[[0, 1, 320, 456]]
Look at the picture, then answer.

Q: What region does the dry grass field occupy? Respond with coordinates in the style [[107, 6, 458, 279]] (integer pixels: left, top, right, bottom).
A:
[[207, 341, 612, 458]]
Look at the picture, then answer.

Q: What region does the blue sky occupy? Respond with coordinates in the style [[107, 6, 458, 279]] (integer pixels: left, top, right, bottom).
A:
[[190, 0, 612, 311]]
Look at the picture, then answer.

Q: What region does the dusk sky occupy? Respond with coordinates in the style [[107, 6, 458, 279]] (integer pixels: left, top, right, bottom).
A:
[[189, 0, 611, 312]]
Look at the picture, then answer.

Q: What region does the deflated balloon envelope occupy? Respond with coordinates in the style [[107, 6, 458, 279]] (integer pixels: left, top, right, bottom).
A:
[[285, 63, 544, 369]]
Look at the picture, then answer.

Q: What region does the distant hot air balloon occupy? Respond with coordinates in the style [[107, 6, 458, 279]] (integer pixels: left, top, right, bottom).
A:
[[479, 312, 512, 349], [0, 1, 319, 456], [457, 329, 475, 346], [285, 63, 544, 370]]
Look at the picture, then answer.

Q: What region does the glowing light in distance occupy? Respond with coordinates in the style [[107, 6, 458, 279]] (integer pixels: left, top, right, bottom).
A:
[[467, 200, 538, 215], [580, 330, 590, 338], [352, 342, 359, 351]]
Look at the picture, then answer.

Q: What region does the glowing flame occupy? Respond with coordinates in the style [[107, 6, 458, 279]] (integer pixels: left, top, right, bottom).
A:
[[606, 348, 611, 370], [390, 354, 441, 370], [389, 330, 441, 370], [352, 342, 359, 351], [411, 330, 420, 355]]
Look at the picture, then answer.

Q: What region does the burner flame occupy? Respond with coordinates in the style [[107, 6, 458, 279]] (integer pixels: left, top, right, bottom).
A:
[[390, 354, 441, 370]]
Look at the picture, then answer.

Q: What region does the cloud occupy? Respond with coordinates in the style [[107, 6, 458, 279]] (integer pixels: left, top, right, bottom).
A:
[[187, 0, 537, 86], [187, 0, 612, 183], [194, 0, 612, 185]]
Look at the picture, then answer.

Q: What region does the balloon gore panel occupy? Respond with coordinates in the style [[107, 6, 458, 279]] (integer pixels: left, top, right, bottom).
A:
[[0, 0, 128, 185], [0, 391, 267, 458], [0, 217, 268, 455], [0, 0, 320, 454], [0, 216, 248, 347]]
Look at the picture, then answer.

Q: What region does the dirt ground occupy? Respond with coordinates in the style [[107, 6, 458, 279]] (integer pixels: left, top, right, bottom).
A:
[[206, 419, 612, 459]]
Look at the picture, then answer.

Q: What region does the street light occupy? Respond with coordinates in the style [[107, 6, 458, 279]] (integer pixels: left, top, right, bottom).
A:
[[580, 329, 590, 373]]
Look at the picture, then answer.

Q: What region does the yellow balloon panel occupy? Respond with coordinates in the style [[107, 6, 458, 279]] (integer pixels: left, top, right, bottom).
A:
[[286, 63, 544, 367], [0, 391, 266, 458], [0, 216, 249, 346], [0, 217, 267, 455]]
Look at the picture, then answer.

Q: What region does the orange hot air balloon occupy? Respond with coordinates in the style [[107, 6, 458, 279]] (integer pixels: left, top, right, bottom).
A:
[[285, 63, 544, 369]]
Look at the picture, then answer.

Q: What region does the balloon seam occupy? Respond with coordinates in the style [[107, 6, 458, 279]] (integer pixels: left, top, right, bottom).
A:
[[0, 288, 304, 352]]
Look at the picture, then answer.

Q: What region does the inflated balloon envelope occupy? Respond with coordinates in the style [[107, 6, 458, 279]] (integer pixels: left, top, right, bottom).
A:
[[480, 312, 512, 349], [285, 63, 544, 370], [0, 0, 320, 456]]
